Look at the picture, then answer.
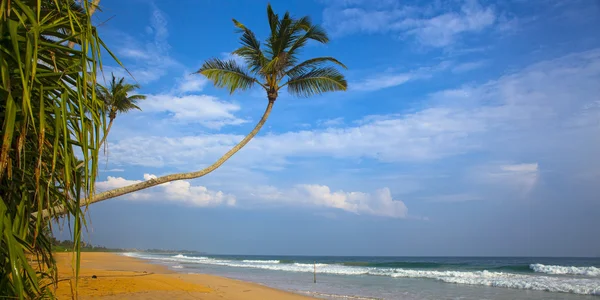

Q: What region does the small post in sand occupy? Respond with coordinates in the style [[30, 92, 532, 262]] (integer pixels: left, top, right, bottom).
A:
[[314, 261, 317, 283]]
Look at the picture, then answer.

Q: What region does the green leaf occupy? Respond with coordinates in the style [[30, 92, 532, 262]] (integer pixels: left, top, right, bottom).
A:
[[197, 58, 258, 94], [284, 67, 348, 97], [285, 56, 347, 78]]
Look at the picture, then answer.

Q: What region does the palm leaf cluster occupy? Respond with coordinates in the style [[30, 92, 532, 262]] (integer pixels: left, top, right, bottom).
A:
[[198, 4, 347, 101], [0, 0, 114, 297], [97, 74, 145, 146], [97, 74, 145, 120]]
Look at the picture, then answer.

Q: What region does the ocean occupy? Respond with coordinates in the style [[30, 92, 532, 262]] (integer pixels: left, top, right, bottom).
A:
[[123, 253, 600, 299]]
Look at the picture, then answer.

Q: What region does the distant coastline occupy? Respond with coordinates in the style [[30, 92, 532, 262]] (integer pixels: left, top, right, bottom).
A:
[[50, 239, 205, 254]]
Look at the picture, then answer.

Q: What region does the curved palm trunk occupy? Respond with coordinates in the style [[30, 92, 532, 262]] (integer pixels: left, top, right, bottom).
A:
[[40, 100, 275, 218]]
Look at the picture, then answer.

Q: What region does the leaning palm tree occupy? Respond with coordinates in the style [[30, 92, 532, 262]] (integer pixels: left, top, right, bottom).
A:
[[43, 3, 348, 214], [97, 74, 146, 146], [195, 4, 347, 153]]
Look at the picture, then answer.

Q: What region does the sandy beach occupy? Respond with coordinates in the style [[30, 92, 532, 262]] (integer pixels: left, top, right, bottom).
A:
[[54, 252, 315, 299]]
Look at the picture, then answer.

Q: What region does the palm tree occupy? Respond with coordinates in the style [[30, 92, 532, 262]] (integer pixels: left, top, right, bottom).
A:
[[195, 3, 347, 155], [43, 3, 348, 214], [97, 74, 146, 147]]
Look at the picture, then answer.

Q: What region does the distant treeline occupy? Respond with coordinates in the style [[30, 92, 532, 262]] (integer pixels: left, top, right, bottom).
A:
[[51, 238, 124, 252], [51, 237, 204, 254]]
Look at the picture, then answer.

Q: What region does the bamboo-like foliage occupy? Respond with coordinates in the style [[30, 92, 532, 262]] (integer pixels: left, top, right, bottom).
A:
[[0, 0, 115, 298]]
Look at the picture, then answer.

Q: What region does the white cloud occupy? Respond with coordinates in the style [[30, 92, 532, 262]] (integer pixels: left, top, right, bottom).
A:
[[99, 168, 125, 173], [351, 61, 451, 91], [404, 0, 496, 47], [141, 94, 248, 129], [323, 6, 412, 36], [501, 163, 539, 173], [174, 72, 208, 93], [251, 185, 408, 218], [96, 174, 236, 207], [318, 117, 344, 127], [323, 0, 497, 47], [452, 60, 488, 73], [95, 175, 406, 218], [352, 72, 413, 91], [473, 162, 540, 195], [119, 48, 152, 60], [221, 52, 246, 67], [107, 5, 179, 84], [107, 105, 484, 168]]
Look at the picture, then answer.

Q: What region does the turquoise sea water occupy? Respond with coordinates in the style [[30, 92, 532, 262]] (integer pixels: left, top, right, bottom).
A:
[[124, 253, 600, 299]]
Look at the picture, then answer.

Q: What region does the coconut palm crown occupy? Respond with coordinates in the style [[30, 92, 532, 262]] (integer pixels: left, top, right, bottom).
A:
[[97, 74, 146, 145], [197, 4, 347, 102]]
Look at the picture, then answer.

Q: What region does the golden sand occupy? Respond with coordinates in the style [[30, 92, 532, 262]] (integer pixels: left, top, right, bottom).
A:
[[54, 252, 314, 299]]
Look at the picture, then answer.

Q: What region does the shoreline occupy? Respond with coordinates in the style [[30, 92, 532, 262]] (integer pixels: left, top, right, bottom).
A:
[[54, 252, 315, 299]]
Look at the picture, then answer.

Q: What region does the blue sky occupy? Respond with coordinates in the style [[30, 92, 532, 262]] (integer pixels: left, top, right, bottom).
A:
[[56, 0, 600, 256]]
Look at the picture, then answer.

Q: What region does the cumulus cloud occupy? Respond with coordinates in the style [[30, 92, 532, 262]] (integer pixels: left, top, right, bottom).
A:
[[96, 174, 236, 207], [95, 175, 405, 218], [141, 94, 247, 129], [323, 0, 497, 47], [251, 185, 408, 218]]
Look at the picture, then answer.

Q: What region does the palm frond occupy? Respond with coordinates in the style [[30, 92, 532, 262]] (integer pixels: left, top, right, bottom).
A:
[[197, 58, 259, 93], [266, 10, 296, 58], [101, 74, 146, 115], [266, 4, 279, 37], [285, 56, 347, 78], [232, 19, 267, 75], [285, 25, 329, 68], [127, 94, 146, 101], [284, 67, 347, 97]]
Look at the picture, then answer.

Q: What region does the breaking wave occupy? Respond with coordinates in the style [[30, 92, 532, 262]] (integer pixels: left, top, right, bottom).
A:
[[122, 253, 600, 296], [530, 263, 600, 276]]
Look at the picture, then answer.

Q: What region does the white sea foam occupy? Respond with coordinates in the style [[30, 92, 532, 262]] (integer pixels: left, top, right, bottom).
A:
[[124, 254, 600, 296], [389, 269, 600, 296], [242, 260, 280, 264], [173, 254, 209, 260], [298, 291, 380, 300], [172, 265, 184, 269], [530, 263, 600, 276]]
